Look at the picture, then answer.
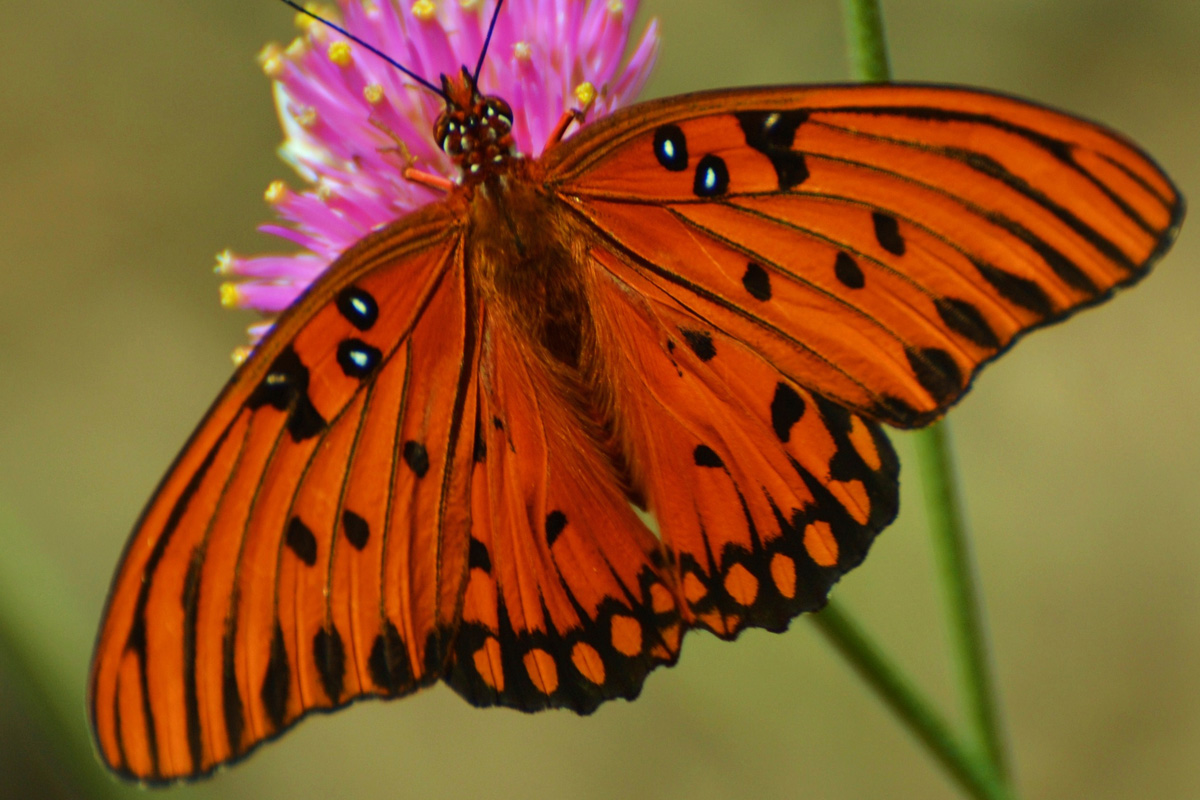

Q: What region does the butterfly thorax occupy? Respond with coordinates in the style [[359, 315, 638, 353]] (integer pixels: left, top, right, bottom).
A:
[[466, 157, 591, 372], [434, 69, 519, 182]]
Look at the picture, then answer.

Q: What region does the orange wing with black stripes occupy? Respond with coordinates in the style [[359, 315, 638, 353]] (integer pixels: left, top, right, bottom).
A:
[[88, 201, 479, 781], [547, 84, 1182, 428], [519, 83, 1180, 640], [90, 81, 1181, 782]]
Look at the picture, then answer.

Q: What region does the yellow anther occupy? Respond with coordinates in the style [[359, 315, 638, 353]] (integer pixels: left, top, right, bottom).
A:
[[328, 41, 353, 67], [607, 0, 624, 15], [258, 43, 286, 78], [512, 41, 531, 61], [231, 345, 253, 367], [411, 0, 437, 21], [458, 0, 480, 9], [295, 3, 338, 30], [261, 55, 285, 79], [285, 37, 308, 59], [257, 42, 283, 62], [574, 81, 597, 108], [295, 107, 319, 128], [364, 83, 385, 104], [265, 180, 290, 205], [213, 250, 234, 275], [219, 283, 242, 309], [316, 181, 336, 202]]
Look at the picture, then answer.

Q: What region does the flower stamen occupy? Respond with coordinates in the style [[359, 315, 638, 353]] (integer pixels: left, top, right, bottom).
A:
[[328, 41, 353, 67]]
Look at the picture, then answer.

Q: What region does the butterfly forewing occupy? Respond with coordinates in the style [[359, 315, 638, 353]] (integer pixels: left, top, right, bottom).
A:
[[547, 84, 1182, 426], [89, 203, 471, 781]]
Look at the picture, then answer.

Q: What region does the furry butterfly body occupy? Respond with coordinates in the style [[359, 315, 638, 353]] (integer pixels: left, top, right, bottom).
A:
[[89, 72, 1181, 781]]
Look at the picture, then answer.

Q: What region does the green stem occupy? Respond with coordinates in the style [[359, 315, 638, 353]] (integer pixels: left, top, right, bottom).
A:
[[813, 602, 1013, 800], [839, 0, 891, 82], [914, 423, 1010, 778], [835, 0, 1013, 791]]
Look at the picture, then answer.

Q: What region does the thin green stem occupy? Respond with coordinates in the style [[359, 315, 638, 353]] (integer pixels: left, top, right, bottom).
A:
[[812, 602, 1013, 800], [914, 423, 1010, 778], [835, 0, 1013, 792], [839, 0, 891, 82]]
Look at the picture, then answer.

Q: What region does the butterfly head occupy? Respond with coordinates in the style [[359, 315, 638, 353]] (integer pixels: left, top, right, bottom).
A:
[[434, 67, 518, 180]]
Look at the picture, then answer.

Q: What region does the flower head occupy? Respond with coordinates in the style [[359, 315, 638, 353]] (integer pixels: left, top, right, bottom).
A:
[[219, 0, 660, 355]]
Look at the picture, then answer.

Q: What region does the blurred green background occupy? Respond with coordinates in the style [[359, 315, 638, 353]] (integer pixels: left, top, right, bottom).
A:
[[1, 1, 1197, 798]]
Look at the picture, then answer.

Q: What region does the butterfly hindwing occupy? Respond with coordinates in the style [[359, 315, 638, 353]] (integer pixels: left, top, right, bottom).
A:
[[586, 246, 899, 637], [89, 202, 474, 781], [445, 308, 682, 713], [547, 84, 1182, 427]]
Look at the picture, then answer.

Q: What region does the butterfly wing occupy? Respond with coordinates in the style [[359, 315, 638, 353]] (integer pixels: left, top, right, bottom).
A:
[[92, 82, 1185, 771], [545, 83, 1183, 427], [88, 200, 477, 781], [530, 83, 1179, 637], [438, 233, 899, 704], [443, 308, 683, 712], [583, 250, 900, 637]]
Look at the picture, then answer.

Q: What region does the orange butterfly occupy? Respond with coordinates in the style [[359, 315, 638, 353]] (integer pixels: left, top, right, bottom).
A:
[[89, 0, 1182, 782]]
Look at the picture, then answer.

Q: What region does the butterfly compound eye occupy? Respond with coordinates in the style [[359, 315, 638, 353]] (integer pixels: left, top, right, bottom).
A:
[[434, 113, 452, 152], [484, 97, 514, 129]]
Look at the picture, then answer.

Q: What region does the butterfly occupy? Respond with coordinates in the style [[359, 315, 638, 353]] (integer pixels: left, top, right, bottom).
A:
[[88, 0, 1182, 783]]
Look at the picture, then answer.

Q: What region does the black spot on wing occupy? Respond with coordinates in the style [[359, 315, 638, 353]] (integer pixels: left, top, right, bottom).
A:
[[337, 339, 382, 379], [545, 511, 568, 546], [972, 259, 1054, 317], [834, 252, 865, 289], [246, 345, 327, 442], [312, 627, 346, 703], [342, 510, 369, 550], [935, 298, 1001, 350], [1025, 235, 1099, 294], [742, 261, 772, 300], [735, 109, 810, 190], [403, 440, 430, 478], [681, 329, 716, 362], [469, 537, 492, 573], [770, 382, 806, 443], [260, 623, 290, 730], [653, 124, 688, 171], [872, 212, 906, 256], [368, 621, 411, 693], [285, 517, 318, 567], [693, 445, 725, 468], [905, 347, 963, 406], [693, 154, 729, 197], [336, 286, 378, 331]]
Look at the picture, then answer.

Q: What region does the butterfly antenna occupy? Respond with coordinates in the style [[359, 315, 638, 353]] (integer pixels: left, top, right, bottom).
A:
[[274, 0, 447, 100], [472, 0, 505, 85]]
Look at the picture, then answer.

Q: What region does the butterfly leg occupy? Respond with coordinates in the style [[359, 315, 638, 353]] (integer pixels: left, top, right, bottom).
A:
[[369, 118, 455, 192], [545, 83, 598, 147]]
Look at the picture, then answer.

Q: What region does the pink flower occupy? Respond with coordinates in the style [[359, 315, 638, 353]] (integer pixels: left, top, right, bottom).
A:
[[218, 0, 660, 356]]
